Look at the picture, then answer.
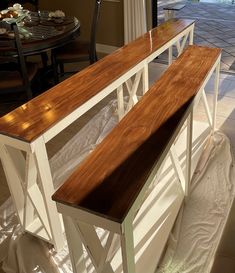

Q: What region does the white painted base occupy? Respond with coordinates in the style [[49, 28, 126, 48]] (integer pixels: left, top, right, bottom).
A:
[[106, 120, 210, 273]]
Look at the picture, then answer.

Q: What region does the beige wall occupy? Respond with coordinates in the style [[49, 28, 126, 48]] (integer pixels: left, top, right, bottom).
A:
[[39, 0, 124, 47]]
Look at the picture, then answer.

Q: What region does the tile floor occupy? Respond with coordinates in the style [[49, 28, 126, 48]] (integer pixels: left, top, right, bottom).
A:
[[158, 0, 235, 71]]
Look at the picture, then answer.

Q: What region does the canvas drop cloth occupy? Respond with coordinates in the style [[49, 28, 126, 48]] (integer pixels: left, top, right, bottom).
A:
[[157, 131, 235, 273]]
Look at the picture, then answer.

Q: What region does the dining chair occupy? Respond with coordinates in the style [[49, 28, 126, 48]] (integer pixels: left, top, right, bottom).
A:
[[52, 0, 102, 82], [1, 1, 46, 69], [0, 22, 38, 100]]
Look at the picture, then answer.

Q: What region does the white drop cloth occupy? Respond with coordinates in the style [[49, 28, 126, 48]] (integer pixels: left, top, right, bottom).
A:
[[0, 98, 234, 273], [50, 99, 119, 189], [157, 131, 235, 273]]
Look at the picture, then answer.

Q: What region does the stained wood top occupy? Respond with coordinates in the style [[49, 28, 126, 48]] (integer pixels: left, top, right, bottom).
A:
[[52, 45, 221, 223], [0, 18, 195, 143]]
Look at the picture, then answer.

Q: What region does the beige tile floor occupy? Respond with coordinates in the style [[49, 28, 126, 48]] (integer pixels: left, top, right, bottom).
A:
[[0, 61, 235, 272], [158, 0, 235, 71]]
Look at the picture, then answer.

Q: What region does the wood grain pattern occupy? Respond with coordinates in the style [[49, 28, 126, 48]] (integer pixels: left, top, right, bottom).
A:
[[0, 19, 195, 143], [52, 45, 221, 223]]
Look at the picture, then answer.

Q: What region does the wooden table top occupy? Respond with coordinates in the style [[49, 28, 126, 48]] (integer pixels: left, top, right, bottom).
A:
[[0, 11, 80, 55], [52, 45, 221, 223], [0, 18, 195, 143]]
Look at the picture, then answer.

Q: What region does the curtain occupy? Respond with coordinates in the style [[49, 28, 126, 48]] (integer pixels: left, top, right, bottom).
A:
[[124, 0, 147, 44]]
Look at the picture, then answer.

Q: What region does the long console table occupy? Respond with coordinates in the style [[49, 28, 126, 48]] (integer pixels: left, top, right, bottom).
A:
[[52, 45, 221, 273], [0, 19, 195, 252]]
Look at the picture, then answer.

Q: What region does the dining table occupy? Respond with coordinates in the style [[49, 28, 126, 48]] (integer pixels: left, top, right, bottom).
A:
[[0, 10, 80, 91], [0, 11, 80, 56]]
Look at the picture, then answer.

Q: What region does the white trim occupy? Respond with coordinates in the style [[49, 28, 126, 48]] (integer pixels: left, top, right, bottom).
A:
[[0, 135, 32, 152], [56, 203, 122, 234]]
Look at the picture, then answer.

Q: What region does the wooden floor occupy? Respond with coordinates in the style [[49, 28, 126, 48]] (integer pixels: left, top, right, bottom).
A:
[[0, 61, 235, 272]]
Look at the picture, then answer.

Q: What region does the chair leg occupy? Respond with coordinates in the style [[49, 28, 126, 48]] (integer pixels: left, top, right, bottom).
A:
[[41, 52, 48, 68], [51, 53, 59, 84], [90, 51, 98, 64], [26, 86, 33, 100], [59, 62, 65, 76], [94, 51, 98, 62]]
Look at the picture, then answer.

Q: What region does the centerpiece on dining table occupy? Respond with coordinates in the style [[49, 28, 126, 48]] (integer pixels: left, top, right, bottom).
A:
[[0, 4, 68, 38], [0, 3, 32, 38], [48, 10, 65, 23], [0, 3, 28, 22]]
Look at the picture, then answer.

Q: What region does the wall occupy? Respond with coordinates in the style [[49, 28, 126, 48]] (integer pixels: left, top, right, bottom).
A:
[[39, 0, 124, 47]]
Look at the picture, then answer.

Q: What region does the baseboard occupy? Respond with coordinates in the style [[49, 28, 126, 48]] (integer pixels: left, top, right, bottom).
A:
[[96, 43, 119, 54]]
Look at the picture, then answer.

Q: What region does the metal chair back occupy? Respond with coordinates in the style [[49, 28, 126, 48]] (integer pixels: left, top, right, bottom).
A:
[[89, 0, 102, 63], [0, 21, 32, 99]]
